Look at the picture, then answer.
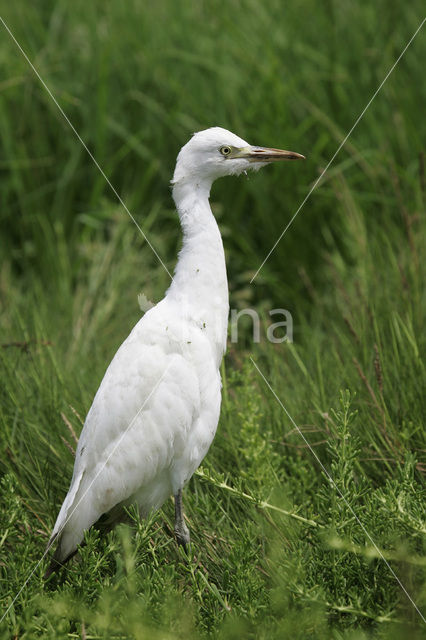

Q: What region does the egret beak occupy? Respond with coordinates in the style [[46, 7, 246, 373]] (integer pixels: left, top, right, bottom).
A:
[[246, 146, 305, 162]]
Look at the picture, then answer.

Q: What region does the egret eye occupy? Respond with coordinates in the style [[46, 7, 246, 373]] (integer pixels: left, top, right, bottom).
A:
[[220, 146, 231, 157]]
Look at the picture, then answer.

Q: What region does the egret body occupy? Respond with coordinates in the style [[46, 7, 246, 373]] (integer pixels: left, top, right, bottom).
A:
[[46, 127, 303, 574]]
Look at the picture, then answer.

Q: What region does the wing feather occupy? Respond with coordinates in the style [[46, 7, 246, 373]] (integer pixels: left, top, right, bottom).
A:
[[50, 304, 202, 560]]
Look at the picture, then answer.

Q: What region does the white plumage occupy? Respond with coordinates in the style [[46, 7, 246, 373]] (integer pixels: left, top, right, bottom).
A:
[[46, 127, 304, 573]]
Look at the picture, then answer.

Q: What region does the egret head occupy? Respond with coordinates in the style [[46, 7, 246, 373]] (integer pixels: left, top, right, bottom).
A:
[[172, 127, 304, 189]]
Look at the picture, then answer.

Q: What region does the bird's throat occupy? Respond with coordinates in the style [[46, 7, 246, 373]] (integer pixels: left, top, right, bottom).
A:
[[167, 181, 229, 361]]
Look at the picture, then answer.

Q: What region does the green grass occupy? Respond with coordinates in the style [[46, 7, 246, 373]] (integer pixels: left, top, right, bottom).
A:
[[1, 1, 425, 637]]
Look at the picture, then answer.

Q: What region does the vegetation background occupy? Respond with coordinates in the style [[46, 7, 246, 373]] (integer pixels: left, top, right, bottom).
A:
[[0, 1, 425, 637]]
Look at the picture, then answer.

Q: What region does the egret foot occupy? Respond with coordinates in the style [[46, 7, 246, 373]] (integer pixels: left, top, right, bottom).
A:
[[174, 489, 190, 546]]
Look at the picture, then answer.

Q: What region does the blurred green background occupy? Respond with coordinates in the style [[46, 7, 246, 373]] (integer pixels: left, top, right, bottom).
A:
[[0, 1, 425, 638]]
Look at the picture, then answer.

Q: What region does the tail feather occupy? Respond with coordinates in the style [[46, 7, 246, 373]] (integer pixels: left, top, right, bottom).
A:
[[44, 535, 77, 579], [44, 470, 86, 579], [44, 504, 128, 579]]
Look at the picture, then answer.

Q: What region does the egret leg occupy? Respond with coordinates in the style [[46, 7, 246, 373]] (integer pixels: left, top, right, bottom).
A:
[[174, 489, 190, 546]]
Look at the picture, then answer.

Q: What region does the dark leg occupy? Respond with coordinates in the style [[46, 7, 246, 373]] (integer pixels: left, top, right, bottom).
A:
[[174, 489, 190, 546]]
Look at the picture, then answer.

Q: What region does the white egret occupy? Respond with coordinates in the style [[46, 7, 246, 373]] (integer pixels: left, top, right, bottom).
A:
[[46, 127, 304, 575]]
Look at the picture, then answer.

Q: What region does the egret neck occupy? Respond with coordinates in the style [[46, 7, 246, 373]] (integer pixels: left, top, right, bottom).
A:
[[167, 178, 229, 365]]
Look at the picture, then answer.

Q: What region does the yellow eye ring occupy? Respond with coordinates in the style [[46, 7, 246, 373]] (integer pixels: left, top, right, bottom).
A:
[[220, 146, 231, 156]]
